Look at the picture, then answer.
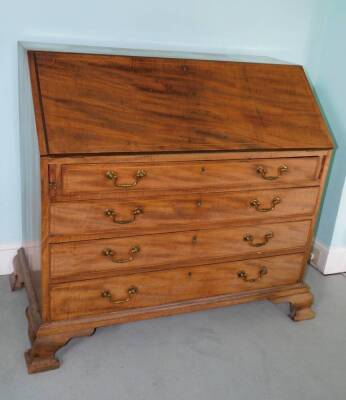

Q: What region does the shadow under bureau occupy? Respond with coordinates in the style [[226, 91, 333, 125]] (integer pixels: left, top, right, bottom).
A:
[[12, 49, 333, 373]]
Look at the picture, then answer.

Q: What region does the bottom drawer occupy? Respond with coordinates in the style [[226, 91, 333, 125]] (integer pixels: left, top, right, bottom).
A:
[[50, 253, 304, 321]]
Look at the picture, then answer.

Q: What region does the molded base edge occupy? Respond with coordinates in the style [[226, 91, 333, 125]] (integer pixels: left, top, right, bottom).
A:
[[12, 247, 315, 373]]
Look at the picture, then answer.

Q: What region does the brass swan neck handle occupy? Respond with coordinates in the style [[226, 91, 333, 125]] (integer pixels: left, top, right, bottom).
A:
[[102, 246, 140, 263], [104, 207, 143, 224], [101, 286, 138, 304], [256, 165, 288, 180], [243, 232, 274, 247], [250, 196, 281, 212], [105, 169, 147, 188], [237, 267, 268, 283]]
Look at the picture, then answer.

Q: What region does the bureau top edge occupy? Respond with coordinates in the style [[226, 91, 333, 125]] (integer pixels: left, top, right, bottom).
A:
[[21, 41, 293, 64]]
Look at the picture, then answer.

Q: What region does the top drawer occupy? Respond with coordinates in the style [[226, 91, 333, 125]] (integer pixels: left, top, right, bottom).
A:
[[54, 156, 321, 199]]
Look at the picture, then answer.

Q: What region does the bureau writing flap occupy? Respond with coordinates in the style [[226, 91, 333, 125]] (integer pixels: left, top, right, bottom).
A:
[[29, 50, 333, 155]]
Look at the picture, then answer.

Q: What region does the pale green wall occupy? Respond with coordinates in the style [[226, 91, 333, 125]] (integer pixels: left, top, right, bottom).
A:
[[0, 0, 319, 245], [0, 0, 344, 250], [306, 0, 346, 247]]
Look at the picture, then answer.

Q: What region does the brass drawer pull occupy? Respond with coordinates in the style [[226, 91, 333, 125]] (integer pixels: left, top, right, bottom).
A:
[[243, 232, 273, 247], [250, 196, 281, 212], [104, 207, 143, 224], [256, 165, 288, 180], [105, 169, 147, 188], [101, 286, 138, 304], [237, 267, 268, 283], [103, 245, 140, 263]]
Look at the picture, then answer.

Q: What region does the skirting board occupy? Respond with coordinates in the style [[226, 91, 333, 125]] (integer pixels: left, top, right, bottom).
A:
[[310, 239, 346, 275], [0, 244, 21, 275]]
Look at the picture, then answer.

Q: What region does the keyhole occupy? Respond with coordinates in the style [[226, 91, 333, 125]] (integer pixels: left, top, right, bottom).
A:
[[192, 235, 197, 244], [196, 200, 202, 207], [200, 166, 206, 174], [188, 271, 192, 277]]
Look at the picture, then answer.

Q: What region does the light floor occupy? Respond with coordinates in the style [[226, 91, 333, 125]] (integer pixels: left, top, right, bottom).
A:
[[0, 266, 346, 400]]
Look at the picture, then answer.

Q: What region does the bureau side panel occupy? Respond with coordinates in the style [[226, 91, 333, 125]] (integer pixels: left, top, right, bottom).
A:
[[300, 150, 333, 279], [18, 45, 43, 304]]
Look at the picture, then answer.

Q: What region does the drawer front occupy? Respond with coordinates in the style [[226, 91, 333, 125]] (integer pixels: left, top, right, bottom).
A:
[[50, 253, 304, 321], [50, 221, 310, 281], [50, 187, 318, 238], [58, 157, 320, 198]]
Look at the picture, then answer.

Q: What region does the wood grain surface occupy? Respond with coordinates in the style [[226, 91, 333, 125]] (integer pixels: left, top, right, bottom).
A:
[[31, 51, 333, 155], [58, 156, 321, 198], [50, 253, 304, 320], [49, 187, 318, 238], [16, 50, 334, 373], [50, 220, 310, 281]]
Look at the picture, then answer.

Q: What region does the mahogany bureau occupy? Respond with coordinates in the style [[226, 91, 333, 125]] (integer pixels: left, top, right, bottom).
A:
[[12, 49, 333, 373]]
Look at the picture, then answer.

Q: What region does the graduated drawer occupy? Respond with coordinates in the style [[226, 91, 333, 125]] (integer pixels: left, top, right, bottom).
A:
[[50, 187, 318, 238], [50, 253, 304, 321], [50, 220, 310, 282], [58, 157, 321, 198]]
